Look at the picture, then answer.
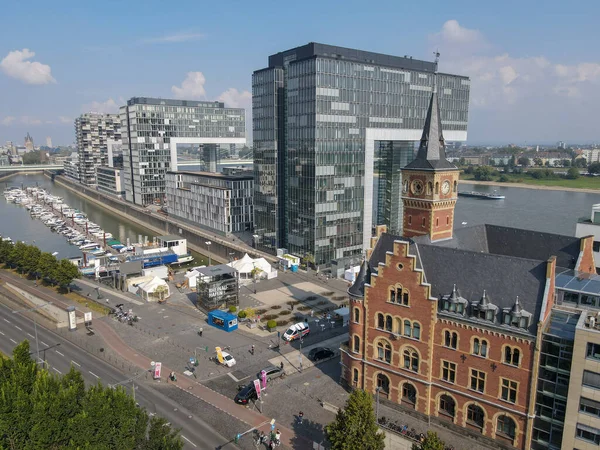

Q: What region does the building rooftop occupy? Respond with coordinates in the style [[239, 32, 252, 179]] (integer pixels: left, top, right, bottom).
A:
[[196, 264, 237, 277], [126, 97, 238, 110], [167, 170, 253, 180], [556, 269, 600, 295], [158, 235, 184, 242]]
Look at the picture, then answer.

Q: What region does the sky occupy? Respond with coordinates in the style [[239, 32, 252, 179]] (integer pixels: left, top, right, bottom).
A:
[[1, 0, 599, 147]]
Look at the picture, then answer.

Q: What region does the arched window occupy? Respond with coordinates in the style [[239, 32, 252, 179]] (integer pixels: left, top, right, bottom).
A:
[[453, 180, 457, 193], [376, 373, 390, 396], [436, 218, 439, 227], [422, 217, 426, 227], [377, 313, 384, 329], [403, 180, 408, 193], [377, 340, 392, 363], [353, 308, 360, 323], [402, 383, 417, 408], [427, 182, 433, 195], [389, 288, 396, 303], [444, 330, 458, 349], [403, 348, 419, 372], [496, 415, 516, 441], [439, 394, 456, 419], [385, 315, 393, 332], [446, 216, 449, 225], [473, 338, 488, 357], [401, 290, 409, 306], [435, 181, 439, 193], [353, 335, 360, 353], [466, 404, 485, 431], [403, 320, 412, 337], [352, 368, 359, 386], [504, 346, 520, 366], [395, 317, 402, 334], [412, 323, 421, 340]]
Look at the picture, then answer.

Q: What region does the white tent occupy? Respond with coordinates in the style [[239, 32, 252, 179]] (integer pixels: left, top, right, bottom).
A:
[[137, 276, 170, 302], [228, 253, 275, 281]]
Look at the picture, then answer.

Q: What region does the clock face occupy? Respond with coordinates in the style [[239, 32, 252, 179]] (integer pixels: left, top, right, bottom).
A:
[[411, 180, 424, 195], [441, 180, 451, 195]]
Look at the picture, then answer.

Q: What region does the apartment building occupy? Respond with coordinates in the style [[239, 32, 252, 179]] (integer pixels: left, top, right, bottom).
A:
[[75, 113, 121, 185], [97, 166, 125, 198]]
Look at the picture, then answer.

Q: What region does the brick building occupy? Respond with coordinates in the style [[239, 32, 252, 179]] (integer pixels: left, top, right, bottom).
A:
[[340, 78, 597, 449]]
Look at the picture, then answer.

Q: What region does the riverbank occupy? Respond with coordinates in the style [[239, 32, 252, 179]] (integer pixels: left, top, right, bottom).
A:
[[459, 179, 600, 194]]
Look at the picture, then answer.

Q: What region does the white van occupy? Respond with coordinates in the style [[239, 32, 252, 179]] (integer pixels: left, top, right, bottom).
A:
[[282, 322, 310, 341]]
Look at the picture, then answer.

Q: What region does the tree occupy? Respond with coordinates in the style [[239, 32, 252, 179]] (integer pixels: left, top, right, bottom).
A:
[[508, 154, 516, 168], [37, 252, 58, 282], [303, 252, 315, 269], [473, 165, 494, 181], [154, 285, 169, 303], [574, 158, 588, 168], [533, 157, 543, 166], [53, 259, 80, 292], [566, 167, 580, 179], [458, 157, 466, 166], [562, 159, 571, 167], [325, 389, 385, 450], [412, 431, 445, 450], [517, 156, 530, 166], [588, 162, 600, 174]]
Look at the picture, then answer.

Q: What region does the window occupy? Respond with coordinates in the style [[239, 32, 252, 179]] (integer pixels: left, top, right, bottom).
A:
[[402, 291, 409, 306], [583, 370, 600, 390], [439, 394, 455, 418], [353, 308, 360, 323], [496, 415, 516, 440], [404, 320, 412, 337], [466, 404, 485, 430], [377, 341, 392, 363], [576, 424, 600, 445], [402, 383, 416, 407], [470, 369, 486, 393], [408, 215, 412, 225], [389, 289, 396, 303], [376, 373, 390, 395], [587, 343, 600, 361], [442, 360, 456, 383], [352, 368, 359, 386], [377, 313, 384, 329], [412, 323, 421, 340], [385, 315, 393, 332], [580, 397, 600, 418], [353, 335, 360, 353], [473, 338, 488, 357], [422, 217, 426, 227], [501, 378, 518, 403], [444, 330, 458, 349], [403, 348, 419, 372], [504, 346, 520, 366]]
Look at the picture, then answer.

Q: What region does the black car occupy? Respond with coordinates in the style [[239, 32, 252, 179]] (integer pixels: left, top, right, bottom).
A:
[[257, 366, 285, 382], [308, 347, 335, 361], [234, 382, 257, 404]]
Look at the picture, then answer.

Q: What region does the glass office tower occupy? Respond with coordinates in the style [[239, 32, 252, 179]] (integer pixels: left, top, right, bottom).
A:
[[252, 43, 470, 269]]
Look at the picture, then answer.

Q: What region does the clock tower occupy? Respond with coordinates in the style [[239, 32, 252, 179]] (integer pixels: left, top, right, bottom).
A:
[[401, 66, 459, 241]]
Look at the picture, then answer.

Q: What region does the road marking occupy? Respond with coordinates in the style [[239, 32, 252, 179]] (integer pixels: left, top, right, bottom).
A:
[[181, 436, 197, 448], [9, 338, 17, 344], [56, 350, 65, 357], [0, 331, 4, 336], [40, 341, 48, 347], [53, 367, 62, 374], [227, 372, 240, 382], [3, 318, 9, 323], [27, 333, 34, 338], [71, 360, 81, 367], [14, 326, 22, 331], [89, 371, 100, 379]]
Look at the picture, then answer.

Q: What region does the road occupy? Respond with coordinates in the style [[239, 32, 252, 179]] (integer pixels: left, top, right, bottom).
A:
[[0, 302, 230, 450]]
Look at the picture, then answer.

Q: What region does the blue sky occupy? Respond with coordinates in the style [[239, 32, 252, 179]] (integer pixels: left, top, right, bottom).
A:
[[1, 0, 599, 146]]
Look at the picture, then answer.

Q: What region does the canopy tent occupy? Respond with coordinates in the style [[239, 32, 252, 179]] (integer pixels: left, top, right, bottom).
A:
[[137, 276, 170, 302], [228, 254, 275, 280]]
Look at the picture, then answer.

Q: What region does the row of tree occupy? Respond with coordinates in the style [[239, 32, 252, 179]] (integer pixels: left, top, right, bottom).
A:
[[0, 341, 182, 449], [0, 239, 79, 291]]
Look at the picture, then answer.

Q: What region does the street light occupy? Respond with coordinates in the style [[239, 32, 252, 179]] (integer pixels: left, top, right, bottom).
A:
[[205, 241, 212, 266], [108, 364, 154, 402], [12, 302, 53, 365]]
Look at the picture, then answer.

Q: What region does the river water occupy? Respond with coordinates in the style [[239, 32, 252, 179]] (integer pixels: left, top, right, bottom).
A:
[[1, 174, 598, 261]]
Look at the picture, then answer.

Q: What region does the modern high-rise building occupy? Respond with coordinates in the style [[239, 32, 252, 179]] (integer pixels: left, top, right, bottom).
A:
[[120, 97, 246, 206], [252, 43, 470, 269], [75, 113, 121, 186], [45, 136, 52, 148]]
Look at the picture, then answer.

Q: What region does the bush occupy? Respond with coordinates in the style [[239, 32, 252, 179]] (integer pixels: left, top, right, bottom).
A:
[[263, 314, 278, 321], [333, 295, 345, 301], [276, 319, 290, 327], [498, 174, 509, 182], [322, 291, 335, 297], [238, 310, 247, 319], [266, 319, 277, 330], [278, 310, 291, 316], [287, 300, 299, 306], [271, 305, 282, 310], [566, 167, 580, 179], [256, 309, 268, 315], [228, 305, 237, 313]]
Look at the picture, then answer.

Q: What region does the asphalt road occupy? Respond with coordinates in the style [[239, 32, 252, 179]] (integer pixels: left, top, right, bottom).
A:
[[0, 302, 231, 450]]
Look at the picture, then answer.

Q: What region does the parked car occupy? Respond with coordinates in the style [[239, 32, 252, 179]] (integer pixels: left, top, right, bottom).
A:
[[234, 382, 257, 404], [282, 322, 310, 341], [308, 347, 334, 361], [221, 351, 236, 368], [257, 366, 285, 381]]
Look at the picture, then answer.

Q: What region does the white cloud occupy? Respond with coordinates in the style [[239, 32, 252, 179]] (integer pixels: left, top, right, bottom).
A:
[[58, 116, 73, 124], [20, 116, 43, 125], [0, 49, 56, 85], [218, 88, 252, 109], [142, 32, 204, 44], [1, 116, 15, 126], [172, 72, 207, 99], [82, 98, 120, 114], [435, 20, 484, 45]]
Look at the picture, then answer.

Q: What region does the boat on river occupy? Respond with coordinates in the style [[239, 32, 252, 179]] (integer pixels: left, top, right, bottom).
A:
[[458, 190, 505, 200]]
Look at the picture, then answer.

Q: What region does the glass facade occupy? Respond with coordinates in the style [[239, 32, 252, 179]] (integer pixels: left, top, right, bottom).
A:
[[121, 97, 245, 206], [253, 43, 470, 266]]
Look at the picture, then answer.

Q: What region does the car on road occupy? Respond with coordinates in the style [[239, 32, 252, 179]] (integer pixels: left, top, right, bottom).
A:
[[282, 322, 310, 341], [257, 366, 285, 381], [221, 351, 236, 367], [308, 347, 335, 361], [234, 382, 257, 404]]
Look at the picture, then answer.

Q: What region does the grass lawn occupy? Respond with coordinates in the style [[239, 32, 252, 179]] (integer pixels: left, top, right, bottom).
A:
[[460, 173, 600, 190], [61, 291, 111, 316]]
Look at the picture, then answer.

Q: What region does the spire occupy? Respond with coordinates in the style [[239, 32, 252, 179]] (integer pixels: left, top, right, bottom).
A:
[[404, 52, 456, 171], [511, 296, 523, 314], [348, 257, 371, 299], [480, 290, 489, 306], [450, 284, 459, 302]]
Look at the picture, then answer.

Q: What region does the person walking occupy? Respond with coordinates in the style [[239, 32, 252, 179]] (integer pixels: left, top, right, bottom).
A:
[[280, 361, 284, 370], [106, 298, 109, 304], [251, 344, 255, 355], [298, 411, 304, 424], [198, 327, 203, 337]]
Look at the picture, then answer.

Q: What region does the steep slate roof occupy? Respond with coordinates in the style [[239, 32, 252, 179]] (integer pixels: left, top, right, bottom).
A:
[[348, 258, 371, 298], [403, 85, 457, 171]]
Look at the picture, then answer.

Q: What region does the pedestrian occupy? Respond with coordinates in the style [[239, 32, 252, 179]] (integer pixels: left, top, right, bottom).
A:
[[298, 411, 304, 424], [198, 327, 203, 337], [280, 361, 284, 370], [310, 309, 314, 318], [106, 298, 109, 304], [251, 344, 255, 355], [291, 303, 294, 311]]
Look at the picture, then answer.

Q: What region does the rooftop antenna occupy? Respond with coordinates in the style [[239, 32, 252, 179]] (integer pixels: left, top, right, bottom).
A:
[[433, 50, 440, 93]]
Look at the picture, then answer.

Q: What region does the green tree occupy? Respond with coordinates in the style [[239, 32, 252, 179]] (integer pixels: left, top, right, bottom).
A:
[[325, 389, 385, 450], [412, 431, 445, 450], [533, 157, 543, 166], [458, 157, 466, 166], [146, 415, 184, 450], [473, 165, 494, 181], [588, 162, 600, 174], [562, 159, 571, 167], [22, 245, 42, 277], [37, 252, 58, 282], [303, 252, 316, 269], [574, 158, 588, 168], [517, 156, 530, 166], [566, 167, 580, 179], [22, 151, 42, 165], [508, 154, 516, 168], [53, 259, 80, 291]]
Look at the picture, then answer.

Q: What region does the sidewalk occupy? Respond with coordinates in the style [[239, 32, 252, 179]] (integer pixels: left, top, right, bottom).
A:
[[93, 319, 310, 449], [75, 278, 144, 306]]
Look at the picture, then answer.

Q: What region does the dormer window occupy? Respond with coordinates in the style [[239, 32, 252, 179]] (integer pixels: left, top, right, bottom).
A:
[[439, 285, 468, 316], [502, 297, 532, 329], [471, 290, 497, 323]]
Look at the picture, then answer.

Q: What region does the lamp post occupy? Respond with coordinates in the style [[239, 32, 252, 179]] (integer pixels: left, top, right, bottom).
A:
[[109, 365, 154, 403], [12, 302, 53, 365], [205, 241, 212, 266]]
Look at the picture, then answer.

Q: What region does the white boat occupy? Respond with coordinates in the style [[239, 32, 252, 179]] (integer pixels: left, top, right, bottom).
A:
[[172, 254, 194, 265], [80, 243, 101, 250]]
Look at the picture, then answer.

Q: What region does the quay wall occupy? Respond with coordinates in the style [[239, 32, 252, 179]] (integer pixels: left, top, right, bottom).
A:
[[46, 173, 277, 265]]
